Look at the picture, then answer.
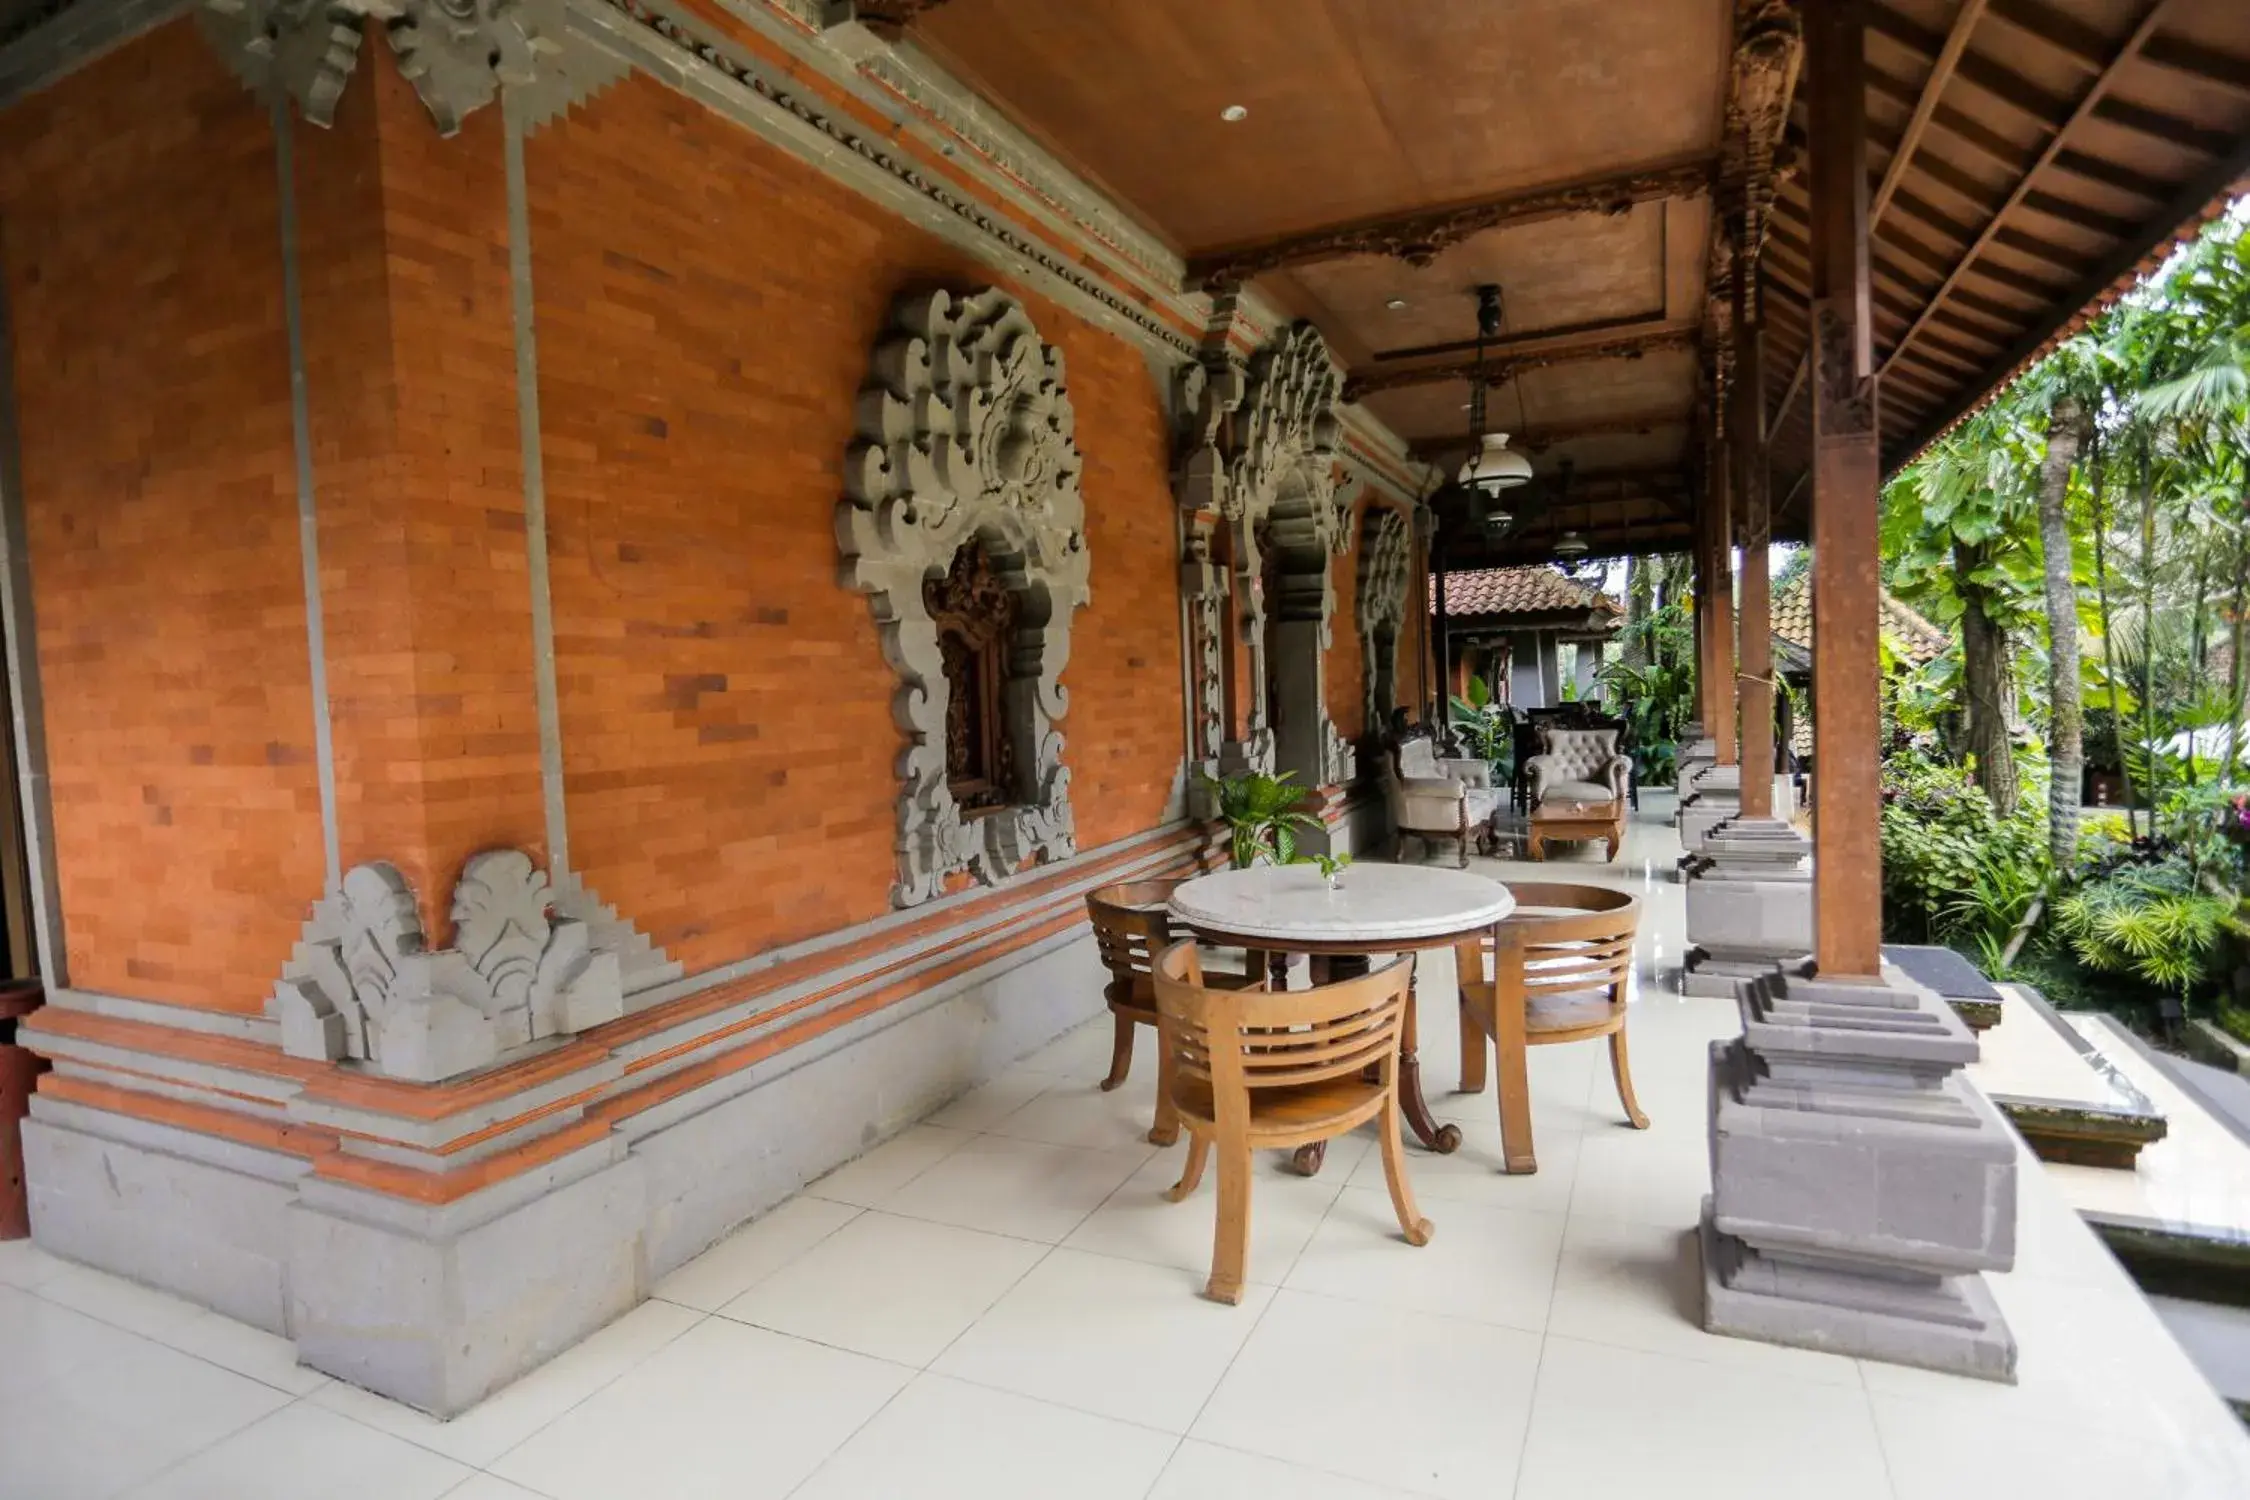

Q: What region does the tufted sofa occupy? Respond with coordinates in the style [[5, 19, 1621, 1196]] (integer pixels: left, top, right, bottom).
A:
[[1525, 727, 1630, 810], [1384, 732, 1501, 867]]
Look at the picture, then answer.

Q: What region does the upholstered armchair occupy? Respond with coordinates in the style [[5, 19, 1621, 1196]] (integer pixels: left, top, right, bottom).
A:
[[1384, 732, 1502, 867], [1525, 727, 1630, 810]]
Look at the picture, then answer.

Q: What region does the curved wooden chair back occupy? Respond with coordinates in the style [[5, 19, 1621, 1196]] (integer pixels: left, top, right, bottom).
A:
[[1500, 882, 1639, 1038], [1152, 941, 1410, 1105], [1086, 879, 1187, 1007]]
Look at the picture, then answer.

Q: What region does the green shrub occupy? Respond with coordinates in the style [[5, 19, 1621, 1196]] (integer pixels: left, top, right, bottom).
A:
[[1879, 754, 2046, 945], [2052, 856, 2241, 999]]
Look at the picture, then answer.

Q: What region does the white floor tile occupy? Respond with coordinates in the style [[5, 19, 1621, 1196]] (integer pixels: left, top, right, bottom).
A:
[[314, 1298, 703, 1469], [652, 1195, 861, 1311], [1872, 1390, 2250, 1500], [439, 1478, 555, 1500], [1148, 1441, 1427, 1500], [982, 1076, 1168, 1154], [157, 1310, 332, 1396], [923, 1070, 1052, 1130], [1191, 1290, 1542, 1500], [1545, 1214, 1861, 1386], [1512, 1335, 1889, 1500], [1016, 1016, 1148, 1081], [0, 1332, 293, 1499], [0, 1281, 152, 1396], [122, 1400, 471, 1500], [0, 1236, 69, 1290], [1285, 1188, 1562, 1334], [934, 1247, 1272, 1434], [718, 1210, 1045, 1366], [878, 1135, 1149, 1243], [1344, 1109, 1581, 1214], [804, 1125, 975, 1209], [1560, 1129, 1710, 1229], [1063, 1144, 1345, 1286], [32, 1261, 209, 1342], [791, 1372, 1175, 1500], [490, 1319, 910, 1500]]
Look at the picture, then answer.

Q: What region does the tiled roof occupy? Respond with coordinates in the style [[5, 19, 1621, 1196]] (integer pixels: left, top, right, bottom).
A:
[[1770, 575, 1948, 668], [1435, 566, 1621, 619]]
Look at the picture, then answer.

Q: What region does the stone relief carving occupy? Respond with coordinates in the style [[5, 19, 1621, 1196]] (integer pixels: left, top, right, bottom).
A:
[[1171, 322, 1356, 788], [197, 0, 626, 136], [272, 851, 681, 1083], [839, 287, 1092, 908], [1355, 505, 1411, 737]]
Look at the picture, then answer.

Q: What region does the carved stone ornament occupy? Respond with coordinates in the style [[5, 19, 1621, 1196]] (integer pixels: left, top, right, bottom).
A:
[[840, 288, 1092, 908], [197, 0, 627, 137], [1355, 505, 1411, 735], [272, 851, 682, 1083]]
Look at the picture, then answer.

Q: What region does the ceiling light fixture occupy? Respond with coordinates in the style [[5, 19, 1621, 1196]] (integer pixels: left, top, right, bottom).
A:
[[1553, 529, 1590, 559], [1220, 104, 1248, 122], [1386, 297, 1409, 311], [1456, 286, 1531, 514]]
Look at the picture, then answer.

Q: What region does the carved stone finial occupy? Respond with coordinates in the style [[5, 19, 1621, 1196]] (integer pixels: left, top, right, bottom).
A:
[[839, 288, 1092, 907], [197, 0, 627, 137], [271, 852, 679, 1082]]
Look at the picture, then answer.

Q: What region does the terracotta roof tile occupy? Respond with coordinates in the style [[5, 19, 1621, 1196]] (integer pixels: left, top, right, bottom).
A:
[[1435, 566, 1621, 619], [1770, 575, 1947, 667]]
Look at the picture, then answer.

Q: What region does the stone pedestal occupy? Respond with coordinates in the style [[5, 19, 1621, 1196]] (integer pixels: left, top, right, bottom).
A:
[[1682, 817, 1813, 997], [1701, 961, 2019, 1381], [1675, 727, 1716, 794]]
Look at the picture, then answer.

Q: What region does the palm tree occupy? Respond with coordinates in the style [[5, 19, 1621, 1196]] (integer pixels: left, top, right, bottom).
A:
[[2017, 337, 2105, 867]]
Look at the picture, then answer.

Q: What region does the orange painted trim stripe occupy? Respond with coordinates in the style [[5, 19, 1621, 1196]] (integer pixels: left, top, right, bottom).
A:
[[39, 1074, 341, 1163]]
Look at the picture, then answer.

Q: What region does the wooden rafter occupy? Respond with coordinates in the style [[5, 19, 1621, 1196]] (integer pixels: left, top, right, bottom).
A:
[[1881, 0, 2184, 378], [1872, 0, 1990, 227], [1184, 157, 1717, 289], [1341, 323, 1699, 402], [1407, 408, 1690, 462], [822, 0, 952, 39]]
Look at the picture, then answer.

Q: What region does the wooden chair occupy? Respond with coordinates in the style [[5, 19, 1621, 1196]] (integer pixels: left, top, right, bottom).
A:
[[1152, 940, 1432, 1304], [1454, 883, 1647, 1167], [1086, 880, 1253, 1145]]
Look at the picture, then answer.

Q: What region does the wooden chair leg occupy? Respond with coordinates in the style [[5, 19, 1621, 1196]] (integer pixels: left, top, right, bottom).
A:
[[1165, 1134, 1209, 1201], [1609, 1028, 1651, 1129], [1455, 981, 1488, 1096], [1378, 1092, 1434, 1247], [1099, 1012, 1135, 1092], [1204, 1144, 1252, 1304], [1148, 1037, 1180, 1146]]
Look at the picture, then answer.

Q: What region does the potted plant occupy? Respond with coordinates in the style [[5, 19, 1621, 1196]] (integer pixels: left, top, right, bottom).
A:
[[1300, 850, 1352, 890], [1198, 768, 1323, 870]]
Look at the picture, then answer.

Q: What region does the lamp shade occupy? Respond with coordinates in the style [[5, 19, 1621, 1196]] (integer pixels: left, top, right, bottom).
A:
[[1457, 432, 1532, 494], [1553, 529, 1590, 559]]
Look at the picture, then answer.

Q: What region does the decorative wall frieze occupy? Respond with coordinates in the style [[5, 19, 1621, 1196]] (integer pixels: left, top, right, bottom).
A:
[[1354, 505, 1411, 736], [840, 288, 1092, 908], [195, 0, 626, 135], [271, 850, 681, 1083]]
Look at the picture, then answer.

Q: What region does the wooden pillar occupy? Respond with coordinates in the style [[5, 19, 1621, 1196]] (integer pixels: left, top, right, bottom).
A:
[[1807, 0, 1883, 979], [1732, 234, 1775, 820], [1710, 421, 1738, 768]]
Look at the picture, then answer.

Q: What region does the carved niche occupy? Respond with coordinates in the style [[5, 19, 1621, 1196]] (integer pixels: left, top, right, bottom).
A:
[[1355, 505, 1412, 737], [1172, 321, 1356, 786], [271, 851, 682, 1083], [839, 288, 1092, 908], [196, 0, 627, 137]]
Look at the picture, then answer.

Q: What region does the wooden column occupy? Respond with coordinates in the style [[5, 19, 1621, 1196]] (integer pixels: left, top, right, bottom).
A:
[[1807, 0, 1883, 979], [1732, 233, 1775, 820], [1710, 422, 1738, 768]]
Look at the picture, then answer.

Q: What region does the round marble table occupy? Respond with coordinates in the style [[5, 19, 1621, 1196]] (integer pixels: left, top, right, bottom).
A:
[[1168, 864, 1519, 1175]]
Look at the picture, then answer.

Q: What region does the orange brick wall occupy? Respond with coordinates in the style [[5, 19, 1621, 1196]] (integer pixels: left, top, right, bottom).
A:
[[294, 52, 547, 937], [0, 24, 324, 1011], [526, 76, 1184, 973]]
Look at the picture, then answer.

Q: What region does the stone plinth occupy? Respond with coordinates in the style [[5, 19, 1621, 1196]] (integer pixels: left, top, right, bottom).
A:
[[1682, 818, 1813, 996], [1702, 962, 2019, 1381]]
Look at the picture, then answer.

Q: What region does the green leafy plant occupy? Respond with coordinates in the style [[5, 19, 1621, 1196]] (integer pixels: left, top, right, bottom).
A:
[[1198, 768, 1321, 871], [1448, 676, 1513, 780], [1297, 850, 1353, 884], [2053, 857, 2242, 1001], [1879, 751, 2049, 946]]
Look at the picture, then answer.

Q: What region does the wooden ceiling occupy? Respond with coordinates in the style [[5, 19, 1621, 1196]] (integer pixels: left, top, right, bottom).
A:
[[906, 0, 2250, 563]]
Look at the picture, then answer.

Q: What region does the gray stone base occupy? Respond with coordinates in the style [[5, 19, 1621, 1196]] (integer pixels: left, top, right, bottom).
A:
[[1701, 1202, 2016, 1382], [1681, 952, 1790, 998], [25, 931, 1104, 1415]]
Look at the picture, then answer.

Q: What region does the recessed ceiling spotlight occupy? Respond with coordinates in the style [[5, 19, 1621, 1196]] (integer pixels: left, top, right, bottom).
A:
[[1385, 297, 1409, 310], [1220, 104, 1248, 122]]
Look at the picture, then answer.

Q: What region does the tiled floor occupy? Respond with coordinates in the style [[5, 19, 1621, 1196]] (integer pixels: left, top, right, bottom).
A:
[[6, 799, 2250, 1497]]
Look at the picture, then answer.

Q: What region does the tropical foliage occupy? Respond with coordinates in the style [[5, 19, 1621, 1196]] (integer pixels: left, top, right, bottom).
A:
[[1198, 769, 1321, 871]]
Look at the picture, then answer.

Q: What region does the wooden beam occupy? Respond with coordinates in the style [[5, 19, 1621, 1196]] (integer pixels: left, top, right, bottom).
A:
[[1808, 0, 1884, 980], [823, 0, 952, 38], [1406, 408, 1690, 462], [2141, 34, 2250, 98], [1185, 156, 1717, 289], [1872, 0, 1990, 228], [1881, 0, 2184, 377], [1734, 250, 1776, 816], [1340, 323, 1699, 402]]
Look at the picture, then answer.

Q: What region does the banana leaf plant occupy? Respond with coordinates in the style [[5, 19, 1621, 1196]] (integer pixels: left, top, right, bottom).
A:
[[1198, 769, 1322, 870]]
